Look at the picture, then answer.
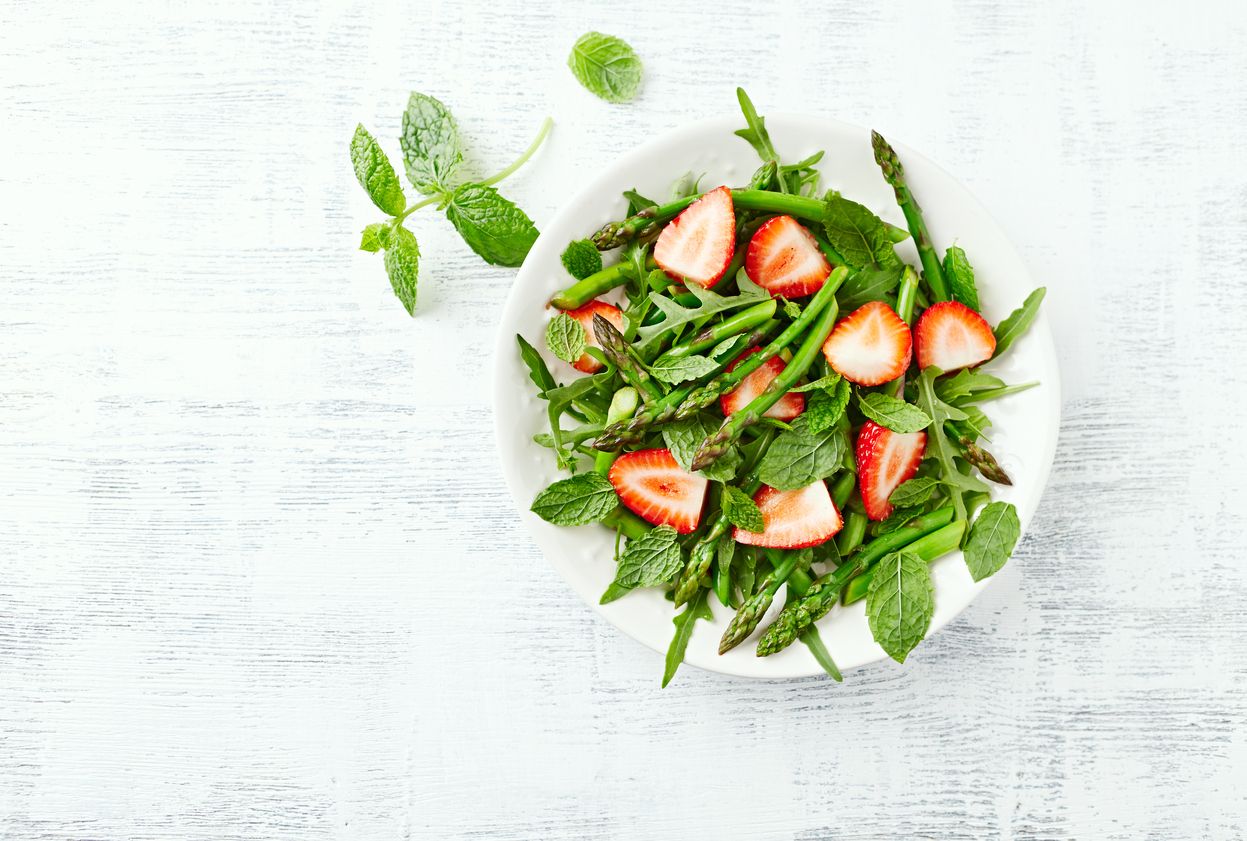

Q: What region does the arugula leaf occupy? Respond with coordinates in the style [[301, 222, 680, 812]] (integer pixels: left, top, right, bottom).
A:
[[560, 239, 602, 280], [722, 485, 764, 533], [635, 274, 768, 352], [942, 245, 980, 311], [836, 264, 905, 310], [857, 392, 932, 433], [623, 188, 658, 215], [544, 372, 613, 469], [383, 225, 420, 315], [663, 588, 713, 687], [443, 184, 539, 267], [782, 299, 803, 319], [889, 476, 940, 508], [568, 32, 643, 103], [822, 192, 901, 269], [871, 505, 924, 536], [663, 414, 741, 482], [914, 368, 990, 520], [733, 87, 779, 162], [866, 551, 934, 664], [799, 625, 843, 682], [806, 378, 852, 434], [613, 525, 683, 589], [530, 473, 619, 526], [791, 372, 842, 393], [350, 125, 407, 216], [993, 287, 1047, 358], [399, 92, 463, 195], [934, 368, 1006, 402], [545, 313, 587, 364], [963, 501, 1021, 581], [738, 547, 757, 598], [758, 415, 844, 490], [649, 353, 718, 384], [516, 334, 558, 394], [359, 222, 390, 253]]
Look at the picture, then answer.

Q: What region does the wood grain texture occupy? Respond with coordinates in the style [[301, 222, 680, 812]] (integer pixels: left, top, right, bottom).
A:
[[3, 0, 1246, 838]]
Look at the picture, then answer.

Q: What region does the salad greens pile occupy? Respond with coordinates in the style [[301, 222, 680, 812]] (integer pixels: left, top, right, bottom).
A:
[[521, 89, 1046, 686]]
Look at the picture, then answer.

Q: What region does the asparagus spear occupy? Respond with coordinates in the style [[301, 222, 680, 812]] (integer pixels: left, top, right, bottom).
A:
[[871, 131, 950, 303], [660, 300, 777, 360], [691, 276, 846, 471], [841, 521, 966, 604], [592, 314, 663, 402], [550, 258, 658, 310], [720, 549, 804, 654], [755, 507, 955, 656], [677, 267, 847, 420]]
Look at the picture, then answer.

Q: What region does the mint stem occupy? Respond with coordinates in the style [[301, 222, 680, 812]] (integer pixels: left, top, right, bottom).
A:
[[476, 117, 554, 189]]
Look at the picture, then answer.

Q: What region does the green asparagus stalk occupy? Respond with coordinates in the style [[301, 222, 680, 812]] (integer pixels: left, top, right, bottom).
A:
[[841, 520, 966, 604], [720, 549, 803, 654], [677, 267, 847, 420], [835, 511, 868, 556], [594, 388, 649, 540], [660, 300, 778, 360], [871, 131, 950, 303], [691, 276, 845, 471], [550, 258, 658, 310], [592, 314, 663, 402], [958, 437, 1012, 485]]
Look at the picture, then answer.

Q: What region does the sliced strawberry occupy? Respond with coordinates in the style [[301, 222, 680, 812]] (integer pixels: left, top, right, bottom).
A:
[[608, 448, 708, 534], [653, 185, 735, 288], [719, 348, 805, 421], [733, 482, 843, 549], [914, 300, 997, 372], [565, 300, 624, 374], [856, 421, 926, 521], [822, 301, 913, 386], [744, 215, 831, 298]]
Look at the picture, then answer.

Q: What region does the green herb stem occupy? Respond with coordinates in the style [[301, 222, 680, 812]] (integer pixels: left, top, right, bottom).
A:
[[475, 117, 554, 189]]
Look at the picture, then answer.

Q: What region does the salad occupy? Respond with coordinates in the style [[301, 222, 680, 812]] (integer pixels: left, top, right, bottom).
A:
[[518, 90, 1046, 686]]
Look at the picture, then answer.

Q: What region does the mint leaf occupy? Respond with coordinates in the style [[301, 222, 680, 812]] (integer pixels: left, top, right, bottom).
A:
[[722, 485, 764, 533], [516, 334, 558, 395], [350, 125, 407, 216], [758, 415, 844, 490], [444, 184, 539, 267], [993, 287, 1046, 359], [649, 352, 718, 384], [889, 476, 940, 508], [568, 32, 643, 103], [545, 312, 587, 364], [806, 377, 851, 434], [383, 225, 420, 315], [857, 392, 932, 433], [530, 473, 619, 526], [963, 501, 1021, 581], [934, 368, 1005, 402], [561, 239, 602, 280], [871, 505, 924, 536], [866, 551, 934, 664], [791, 372, 842, 393], [837, 265, 905, 309], [942, 245, 980, 311], [359, 222, 390, 253], [663, 588, 713, 687], [663, 414, 741, 483], [822, 192, 901, 269], [614, 525, 682, 589], [400, 92, 463, 195], [783, 299, 803, 319]]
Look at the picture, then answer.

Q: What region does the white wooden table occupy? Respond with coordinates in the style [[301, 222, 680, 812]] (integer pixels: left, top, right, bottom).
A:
[[4, 1, 1245, 838]]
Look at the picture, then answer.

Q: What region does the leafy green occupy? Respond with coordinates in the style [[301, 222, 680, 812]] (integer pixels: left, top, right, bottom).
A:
[[799, 625, 843, 682], [722, 485, 764, 533], [516, 334, 558, 394], [857, 392, 932, 433], [791, 372, 842, 393], [935, 368, 1006, 402], [663, 414, 741, 483], [350, 125, 407, 216], [649, 353, 719, 384], [889, 476, 940, 508], [399, 92, 463, 195], [758, 415, 844, 490], [822, 192, 902, 269], [663, 588, 713, 687], [635, 273, 769, 352], [443, 184, 539, 267], [866, 551, 934, 664], [383, 225, 420, 315], [871, 506, 924, 536], [530, 473, 619, 526], [359, 222, 390, 253], [613, 525, 683, 589], [806, 377, 852, 434], [836, 264, 905, 309], [733, 87, 779, 162], [545, 313, 587, 364], [963, 501, 1021, 581], [568, 32, 643, 103], [623, 188, 658, 214], [993, 287, 1047, 358], [914, 367, 989, 522], [561, 239, 602, 280], [942, 245, 980, 311]]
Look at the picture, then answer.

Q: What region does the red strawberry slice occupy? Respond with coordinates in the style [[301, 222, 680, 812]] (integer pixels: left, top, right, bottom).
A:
[[733, 482, 843, 549], [745, 215, 831, 297], [822, 300, 913, 386], [565, 300, 625, 374], [914, 300, 997, 372], [719, 348, 805, 421], [608, 448, 708, 534], [856, 421, 926, 521], [653, 185, 736, 288]]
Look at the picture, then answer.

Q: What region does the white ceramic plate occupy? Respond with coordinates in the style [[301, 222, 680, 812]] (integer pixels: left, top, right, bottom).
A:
[[493, 114, 1059, 679]]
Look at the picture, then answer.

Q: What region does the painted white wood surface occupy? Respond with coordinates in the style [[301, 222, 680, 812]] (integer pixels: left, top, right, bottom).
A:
[[2, 1, 1245, 838]]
